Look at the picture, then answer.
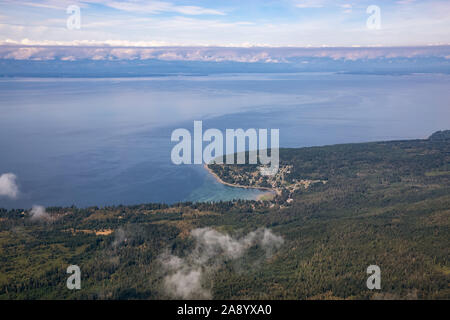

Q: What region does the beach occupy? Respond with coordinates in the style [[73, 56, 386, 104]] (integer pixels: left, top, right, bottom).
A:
[[203, 164, 277, 201]]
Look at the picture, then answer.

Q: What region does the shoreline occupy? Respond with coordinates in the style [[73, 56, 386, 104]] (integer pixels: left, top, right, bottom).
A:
[[203, 164, 278, 201]]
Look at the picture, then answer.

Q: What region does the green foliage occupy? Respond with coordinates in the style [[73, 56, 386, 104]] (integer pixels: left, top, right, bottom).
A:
[[429, 129, 450, 141], [0, 135, 448, 300]]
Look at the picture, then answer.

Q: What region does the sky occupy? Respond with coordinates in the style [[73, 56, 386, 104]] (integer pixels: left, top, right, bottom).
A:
[[0, 0, 449, 48]]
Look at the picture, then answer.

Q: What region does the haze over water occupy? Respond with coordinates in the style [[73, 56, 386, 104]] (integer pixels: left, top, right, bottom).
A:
[[0, 73, 449, 209]]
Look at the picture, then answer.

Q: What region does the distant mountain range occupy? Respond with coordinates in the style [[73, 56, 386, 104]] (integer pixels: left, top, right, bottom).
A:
[[1, 45, 449, 77], [1, 56, 449, 78]]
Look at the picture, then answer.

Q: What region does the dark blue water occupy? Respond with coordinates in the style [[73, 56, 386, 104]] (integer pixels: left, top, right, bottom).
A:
[[0, 73, 449, 209]]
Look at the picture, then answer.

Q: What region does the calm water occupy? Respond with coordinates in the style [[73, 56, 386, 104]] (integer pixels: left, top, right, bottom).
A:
[[1, 73, 449, 209]]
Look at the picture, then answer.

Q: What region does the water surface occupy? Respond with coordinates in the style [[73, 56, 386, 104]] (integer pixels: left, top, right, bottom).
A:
[[0, 73, 449, 209]]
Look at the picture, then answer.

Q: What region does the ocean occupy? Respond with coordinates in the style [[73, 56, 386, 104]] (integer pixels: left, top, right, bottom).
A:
[[1, 73, 449, 209]]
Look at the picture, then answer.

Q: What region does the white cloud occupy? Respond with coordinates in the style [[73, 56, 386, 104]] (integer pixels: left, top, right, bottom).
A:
[[105, 1, 225, 16], [29, 205, 50, 221], [163, 266, 210, 299], [2, 0, 225, 16], [0, 45, 448, 63], [160, 228, 284, 299], [295, 0, 326, 8], [1, 0, 450, 47], [3, 47, 45, 59], [0, 173, 19, 199], [1, 0, 70, 10], [396, 0, 416, 5]]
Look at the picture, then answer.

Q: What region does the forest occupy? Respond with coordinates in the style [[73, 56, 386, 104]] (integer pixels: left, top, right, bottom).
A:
[[0, 131, 448, 300]]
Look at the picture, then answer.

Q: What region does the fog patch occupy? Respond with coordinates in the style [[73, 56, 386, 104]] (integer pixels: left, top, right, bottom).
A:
[[29, 205, 51, 222], [112, 228, 127, 247], [160, 227, 284, 299], [0, 173, 19, 199]]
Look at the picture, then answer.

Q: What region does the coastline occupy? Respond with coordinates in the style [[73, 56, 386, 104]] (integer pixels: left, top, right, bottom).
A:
[[203, 164, 277, 201]]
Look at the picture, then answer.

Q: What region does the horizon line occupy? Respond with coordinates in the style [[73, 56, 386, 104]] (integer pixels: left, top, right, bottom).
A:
[[1, 44, 450, 49]]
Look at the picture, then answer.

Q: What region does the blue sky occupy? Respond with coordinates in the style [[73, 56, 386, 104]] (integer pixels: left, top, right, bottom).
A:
[[0, 0, 449, 47]]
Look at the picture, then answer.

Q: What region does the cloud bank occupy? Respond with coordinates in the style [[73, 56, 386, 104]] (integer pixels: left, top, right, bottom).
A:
[[0, 173, 19, 199], [0, 45, 449, 63], [160, 227, 284, 299]]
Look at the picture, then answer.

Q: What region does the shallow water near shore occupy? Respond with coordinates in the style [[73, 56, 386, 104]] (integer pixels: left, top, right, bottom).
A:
[[0, 73, 449, 209]]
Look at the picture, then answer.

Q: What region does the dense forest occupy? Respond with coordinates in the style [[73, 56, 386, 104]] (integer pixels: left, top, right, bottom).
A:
[[0, 132, 448, 300]]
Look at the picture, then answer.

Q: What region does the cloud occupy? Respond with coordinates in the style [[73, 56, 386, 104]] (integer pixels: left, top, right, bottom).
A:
[[0, 0, 74, 10], [0, 173, 19, 199], [1, 0, 450, 47], [29, 205, 50, 221], [0, 45, 449, 63], [396, 0, 416, 4], [105, 1, 225, 16], [162, 260, 209, 299], [3, 47, 46, 60], [4, 0, 225, 16], [295, 0, 326, 8], [112, 227, 127, 247], [160, 228, 284, 299]]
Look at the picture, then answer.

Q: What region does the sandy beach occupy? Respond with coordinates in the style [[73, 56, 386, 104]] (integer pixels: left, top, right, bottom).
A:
[[203, 164, 277, 201]]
